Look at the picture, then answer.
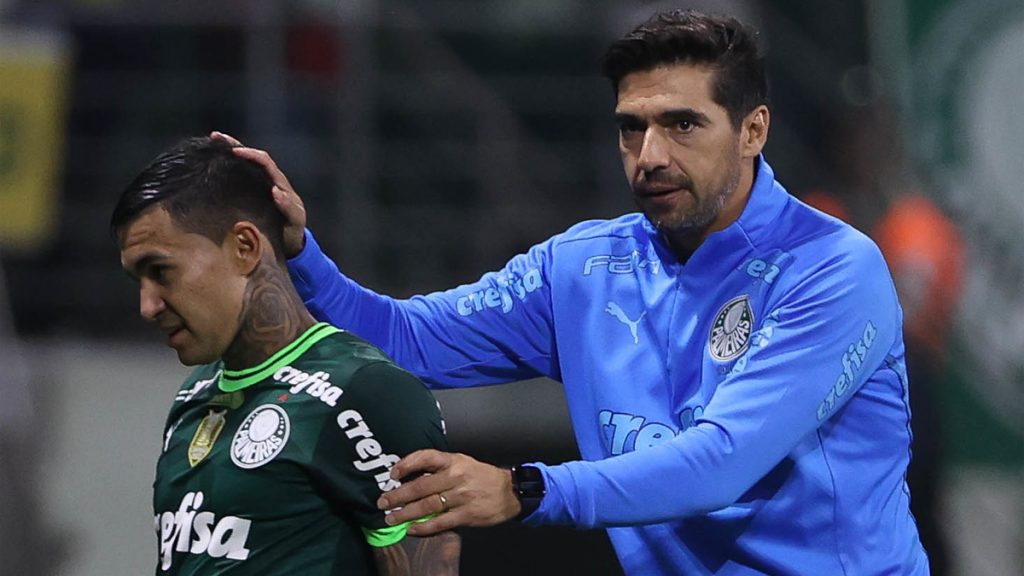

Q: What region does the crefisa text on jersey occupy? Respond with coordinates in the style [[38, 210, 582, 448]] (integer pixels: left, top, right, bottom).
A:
[[455, 268, 543, 316], [273, 365, 401, 494], [274, 366, 343, 406], [337, 409, 403, 493], [816, 320, 878, 421], [156, 491, 252, 570]]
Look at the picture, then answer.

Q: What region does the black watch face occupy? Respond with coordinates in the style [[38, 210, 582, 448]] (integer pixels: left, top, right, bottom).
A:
[[514, 465, 545, 498]]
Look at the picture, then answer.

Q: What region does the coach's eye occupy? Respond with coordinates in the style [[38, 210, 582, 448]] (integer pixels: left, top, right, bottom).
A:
[[618, 121, 645, 135], [676, 120, 695, 133]]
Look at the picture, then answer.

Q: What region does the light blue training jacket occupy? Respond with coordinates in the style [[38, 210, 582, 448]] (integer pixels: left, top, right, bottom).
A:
[[288, 157, 930, 575]]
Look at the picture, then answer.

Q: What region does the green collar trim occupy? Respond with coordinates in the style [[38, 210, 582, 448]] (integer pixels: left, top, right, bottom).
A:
[[219, 323, 340, 392]]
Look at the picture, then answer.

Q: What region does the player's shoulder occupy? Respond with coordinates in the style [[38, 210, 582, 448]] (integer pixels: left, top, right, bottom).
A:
[[304, 332, 443, 433], [278, 328, 379, 389], [293, 328, 432, 402], [303, 328, 393, 366]]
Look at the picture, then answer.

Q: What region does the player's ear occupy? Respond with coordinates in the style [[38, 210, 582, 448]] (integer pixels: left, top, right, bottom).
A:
[[739, 105, 769, 158], [228, 221, 263, 275]]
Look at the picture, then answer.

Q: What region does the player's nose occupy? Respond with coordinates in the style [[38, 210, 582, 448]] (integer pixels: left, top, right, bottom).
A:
[[139, 281, 166, 321]]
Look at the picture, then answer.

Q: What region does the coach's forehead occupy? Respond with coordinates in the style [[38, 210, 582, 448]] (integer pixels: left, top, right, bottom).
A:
[[616, 63, 719, 114]]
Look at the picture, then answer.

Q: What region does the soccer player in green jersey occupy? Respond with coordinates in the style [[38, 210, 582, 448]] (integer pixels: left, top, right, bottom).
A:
[[111, 136, 461, 575]]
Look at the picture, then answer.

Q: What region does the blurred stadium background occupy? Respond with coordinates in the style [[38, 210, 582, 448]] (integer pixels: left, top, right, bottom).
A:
[[1, 0, 1021, 575]]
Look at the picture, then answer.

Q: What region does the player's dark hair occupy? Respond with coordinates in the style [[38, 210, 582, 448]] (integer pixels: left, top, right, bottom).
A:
[[601, 9, 769, 129], [110, 136, 286, 260]]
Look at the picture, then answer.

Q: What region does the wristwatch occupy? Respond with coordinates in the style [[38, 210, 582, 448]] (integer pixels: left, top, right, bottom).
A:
[[510, 464, 546, 520]]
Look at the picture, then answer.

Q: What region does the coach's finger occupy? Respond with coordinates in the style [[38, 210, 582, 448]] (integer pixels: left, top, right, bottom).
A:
[[383, 489, 456, 527], [390, 449, 451, 482], [228, 146, 307, 256], [378, 452, 451, 511], [210, 131, 243, 147], [406, 509, 464, 537], [231, 146, 292, 190]]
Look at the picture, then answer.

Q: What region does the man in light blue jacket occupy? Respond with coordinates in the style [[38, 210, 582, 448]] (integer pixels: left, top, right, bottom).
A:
[[221, 9, 930, 575]]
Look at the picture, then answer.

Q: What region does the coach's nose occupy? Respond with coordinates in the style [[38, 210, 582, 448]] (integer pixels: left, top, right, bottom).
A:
[[637, 127, 671, 174]]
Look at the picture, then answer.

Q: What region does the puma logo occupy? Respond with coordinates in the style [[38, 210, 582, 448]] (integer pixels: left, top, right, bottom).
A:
[[605, 301, 646, 344]]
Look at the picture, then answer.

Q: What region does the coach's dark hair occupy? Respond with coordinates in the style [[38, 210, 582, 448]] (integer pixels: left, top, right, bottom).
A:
[[110, 136, 285, 260], [602, 9, 769, 129]]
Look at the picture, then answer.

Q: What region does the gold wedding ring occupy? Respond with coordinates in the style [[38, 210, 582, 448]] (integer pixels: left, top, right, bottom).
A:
[[438, 492, 449, 513]]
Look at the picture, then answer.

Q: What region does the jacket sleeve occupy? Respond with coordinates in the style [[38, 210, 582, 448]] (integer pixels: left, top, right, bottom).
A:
[[526, 238, 903, 527], [288, 229, 560, 388]]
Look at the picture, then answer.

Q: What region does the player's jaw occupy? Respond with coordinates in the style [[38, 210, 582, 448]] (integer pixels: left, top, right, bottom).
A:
[[156, 313, 214, 365], [161, 323, 186, 348], [156, 313, 188, 347]]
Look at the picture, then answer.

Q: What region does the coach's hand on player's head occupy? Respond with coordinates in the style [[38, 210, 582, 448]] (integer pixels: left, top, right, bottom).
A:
[[210, 131, 307, 258], [377, 449, 522, 536]]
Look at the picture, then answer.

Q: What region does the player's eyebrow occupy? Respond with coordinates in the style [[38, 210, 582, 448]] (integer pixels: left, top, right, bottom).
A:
[[123, 253, 169, 279]]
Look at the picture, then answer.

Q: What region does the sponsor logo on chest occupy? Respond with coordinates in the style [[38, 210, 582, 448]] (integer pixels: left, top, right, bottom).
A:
[[156, 491, 251, 571], [709, 295, 754, 361], [599, 406, 705, 456], [583, 250, 661, 276]]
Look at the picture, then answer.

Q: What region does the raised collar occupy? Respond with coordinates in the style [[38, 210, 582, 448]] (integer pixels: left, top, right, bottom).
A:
[[723, 155, 788, 246]]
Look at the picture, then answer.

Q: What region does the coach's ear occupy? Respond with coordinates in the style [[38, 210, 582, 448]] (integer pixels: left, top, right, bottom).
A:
[[740, 104, 769, 159], [228, 221, 265, 276]]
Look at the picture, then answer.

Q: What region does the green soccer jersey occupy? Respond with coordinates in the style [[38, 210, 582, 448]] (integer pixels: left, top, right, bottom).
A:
[[153, 322, 449, 575]]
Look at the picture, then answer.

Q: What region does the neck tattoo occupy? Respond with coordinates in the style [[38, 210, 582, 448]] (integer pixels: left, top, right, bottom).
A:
[[222, 260, 315, 370]]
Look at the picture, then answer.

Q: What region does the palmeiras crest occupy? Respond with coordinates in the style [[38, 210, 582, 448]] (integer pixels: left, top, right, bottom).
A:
[[709, 295, 754, 361]]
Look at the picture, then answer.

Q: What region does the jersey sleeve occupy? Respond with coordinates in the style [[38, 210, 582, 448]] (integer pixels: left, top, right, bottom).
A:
[[309, 361, 448, 546], [527, 237, 903, 527], [288, 228, 559, 388]]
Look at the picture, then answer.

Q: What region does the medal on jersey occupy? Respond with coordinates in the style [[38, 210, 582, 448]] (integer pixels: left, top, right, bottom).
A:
[[188, 409, 227, 467]]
